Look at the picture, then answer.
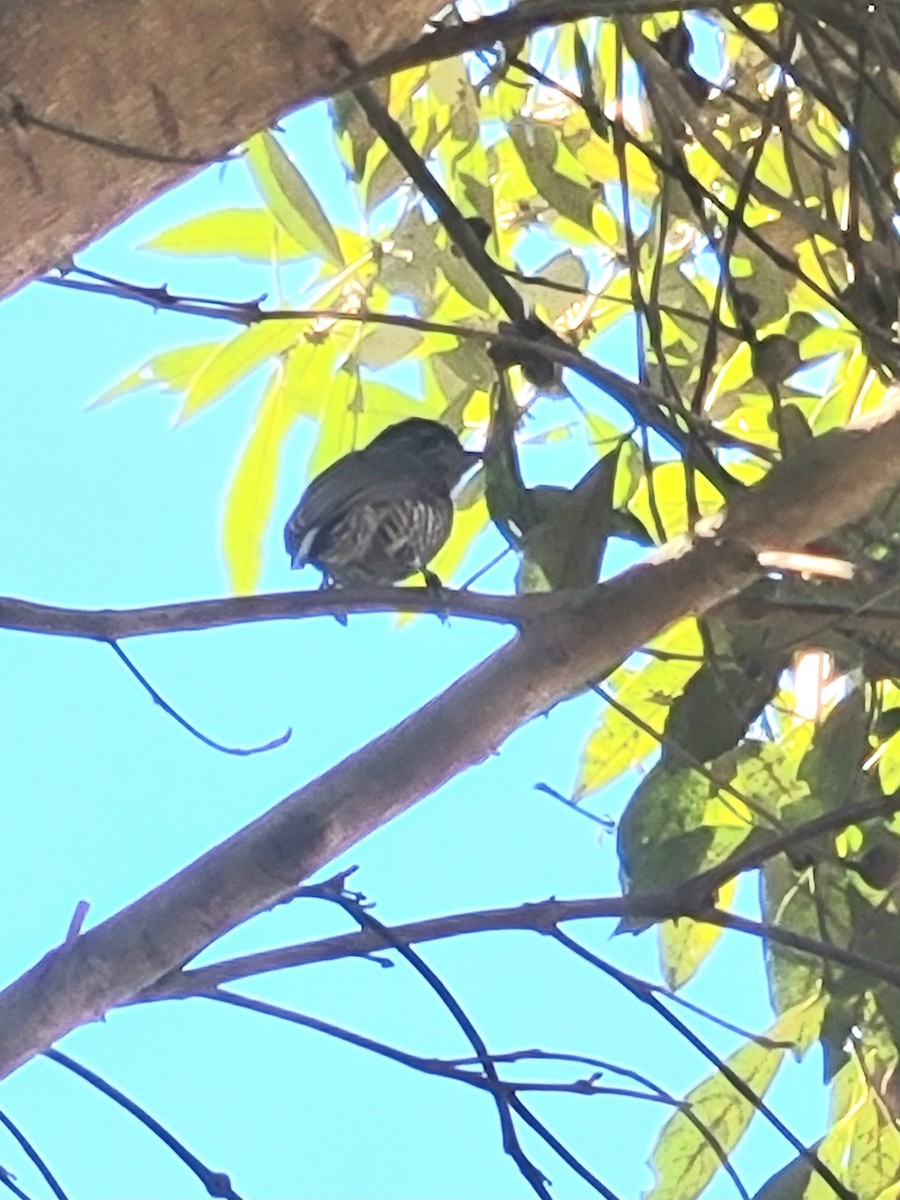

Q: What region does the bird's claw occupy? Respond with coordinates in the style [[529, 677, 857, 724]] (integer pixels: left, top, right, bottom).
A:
[[318, 574, 348, 626], [422, 569, 450, 625]]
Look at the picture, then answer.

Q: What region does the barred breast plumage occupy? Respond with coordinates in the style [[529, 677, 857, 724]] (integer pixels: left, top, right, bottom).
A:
[[284, 419, 479, 587]]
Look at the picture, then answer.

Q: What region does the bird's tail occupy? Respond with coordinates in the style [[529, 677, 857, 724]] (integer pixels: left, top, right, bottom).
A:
[[286, 525, 317, 570]]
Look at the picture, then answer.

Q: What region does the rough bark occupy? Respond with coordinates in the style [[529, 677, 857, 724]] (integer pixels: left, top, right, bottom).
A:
[[0, 0, 437, 299], [0, 392, 898, 1082]]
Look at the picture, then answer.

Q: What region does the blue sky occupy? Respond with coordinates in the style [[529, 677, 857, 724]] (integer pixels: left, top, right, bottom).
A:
[[0, 97, 828, 1200]]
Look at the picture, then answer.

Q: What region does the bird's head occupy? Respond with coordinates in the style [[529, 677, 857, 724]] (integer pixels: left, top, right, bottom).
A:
[[367, 418, 480, 486]]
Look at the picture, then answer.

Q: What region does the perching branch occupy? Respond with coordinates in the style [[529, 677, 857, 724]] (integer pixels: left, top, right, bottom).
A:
[[0, 586, 545, 641]]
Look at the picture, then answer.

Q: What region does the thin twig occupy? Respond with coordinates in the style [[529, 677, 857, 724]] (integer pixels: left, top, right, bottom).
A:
[[0, 1109, 68, 1200], [43, 1050, 244, 1200], [108, 641, 290, 756], [305, 885, 552, 1199], [7, 96, 225, 167], [208, 990, 620, 1196], [553, 929, 854, 1200]]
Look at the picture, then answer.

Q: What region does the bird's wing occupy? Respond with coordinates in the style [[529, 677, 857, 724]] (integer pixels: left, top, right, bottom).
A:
[[284, 452, 442, 563]]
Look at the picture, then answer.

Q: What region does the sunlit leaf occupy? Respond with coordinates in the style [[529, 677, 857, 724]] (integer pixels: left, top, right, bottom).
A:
[[91, 343, 223, 408], [518, 250, 590, 322], [508, 116, 598, 235], [355, 324, 425, 370], [221, 363, 301, 593], [645, 999, 824, 1200], [740, 3, 780, 32], [389, 66, 428, 117], [246, 130, 344, 267], [816, 1058, 900, 1198], [566, 112, 658, 197], [659, 875, 737, 989], [178, 321, 306, 422], [142, 208, 309, 262], [574, 619, 703, 798]]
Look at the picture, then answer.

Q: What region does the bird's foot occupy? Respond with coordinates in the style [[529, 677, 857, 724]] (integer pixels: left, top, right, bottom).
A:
[[318, 574, 348, 626], [421, 568, 450, 625]]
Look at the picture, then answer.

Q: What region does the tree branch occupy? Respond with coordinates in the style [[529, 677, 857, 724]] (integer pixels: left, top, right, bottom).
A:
[[1, 392, 900, 1081], [145, 782, 900, 998], [0, 587, 545, 641], [0, 0, 454, 299]]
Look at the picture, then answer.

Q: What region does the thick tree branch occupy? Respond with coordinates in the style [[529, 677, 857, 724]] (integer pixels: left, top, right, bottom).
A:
[[1, 393, 900, 1081], [0, 0, 437, 300], [0, 0, 698, 302]]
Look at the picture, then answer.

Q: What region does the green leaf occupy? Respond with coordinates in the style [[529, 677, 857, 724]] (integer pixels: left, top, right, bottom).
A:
[[750, 1152, 816, 1200], [376, 205, 441, 310], [574, 620, 703, 798], [331, 89, 381, 180], [245, 130, 344, 267], [762, 860, 850, 1015], [617, 764, 712, 892], [364, 144, 409, 212], [662, 658, 782, 766], [508, 116, 597, 235], [440, 248, 492, 311], [91, 343, 223, 408], [880, 732, 900, 797], [816, 1060, 900, 1198], [141, 208, 310, 262], [356, 324, 424, 370], [178, 320, 305, 422], [516, 448, 620, 592], [430, 340, 496, 395], [659, 875, 737, 990], [645, 999, 823, 1200], [518, 250, 590, 323], [797, 690, 867, 813], [221, 364, 302, 593], [731, 731, 812, 817], [627, 461, 715, 542]]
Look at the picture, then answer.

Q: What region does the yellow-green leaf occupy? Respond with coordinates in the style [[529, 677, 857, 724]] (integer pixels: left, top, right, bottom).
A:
[[574, 619, 703, 798], [645, 998, 823, 1200], [142, 208, 310, 262], [178, 321, 305, 422], [91, 343, 223, 408], [222, 364, 302, 594], [246, 130, 344, 267], [658, 876, 737, 990]]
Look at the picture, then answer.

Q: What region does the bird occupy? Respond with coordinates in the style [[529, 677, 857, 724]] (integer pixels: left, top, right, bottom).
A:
[[284, 418, 480, 588]]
